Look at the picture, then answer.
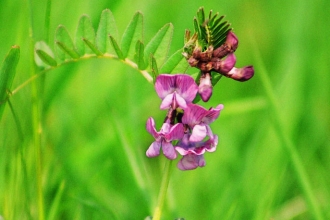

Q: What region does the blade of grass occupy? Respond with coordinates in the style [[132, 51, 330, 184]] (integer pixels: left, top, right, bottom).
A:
[[251, 36, 324, 220], [0, 45, 20, 121]]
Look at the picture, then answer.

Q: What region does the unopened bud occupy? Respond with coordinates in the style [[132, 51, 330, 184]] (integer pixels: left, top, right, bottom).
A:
[[199, 72, 213, 102], [225, 66, 254, 81], [212, 53, 236, 74], [213, 31, 238, 58]]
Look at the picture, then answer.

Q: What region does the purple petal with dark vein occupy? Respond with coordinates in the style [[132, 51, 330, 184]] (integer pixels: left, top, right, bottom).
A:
[[182, 103, 208, 126], [175, 74, 198, 103], [155, 74, 176, 99]]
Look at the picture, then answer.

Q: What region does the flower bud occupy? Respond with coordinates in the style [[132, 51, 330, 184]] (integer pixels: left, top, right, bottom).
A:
[[197, 62, 213, 72], [212, 53, 236, 74], [226, 31, 238, 52], [188, 56, 199, 67], [198, 72, 213, 102], [213, 31, 238, 58], [225, 66, 254, 81]]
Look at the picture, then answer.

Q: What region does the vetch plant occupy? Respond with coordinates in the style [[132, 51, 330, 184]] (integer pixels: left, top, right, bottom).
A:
[[0, 4, 324, 220], [144, 7, 254, 220]]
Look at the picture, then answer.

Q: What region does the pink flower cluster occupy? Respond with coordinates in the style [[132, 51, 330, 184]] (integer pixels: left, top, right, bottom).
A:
[[146, 74, 223, 170]]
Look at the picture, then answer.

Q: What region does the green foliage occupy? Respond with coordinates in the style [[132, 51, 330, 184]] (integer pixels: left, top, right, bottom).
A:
[[193, 7, 231, 50], [96, 9, 118, 54], [0, 45, 20, 119], [35, 9, 187, 81], [159, 49, 189, 73], [1, 1, 330, 220], [55, 25, 80, 60], [120, 12, 144, 59], [144, 23, 173, 67], [75, 15, 95, 55]]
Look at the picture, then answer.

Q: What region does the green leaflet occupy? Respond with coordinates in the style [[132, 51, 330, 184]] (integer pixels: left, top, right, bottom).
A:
[[34, 41, 57, 67], [55, 25, 80, 60], [159, 48, 189, 73], [36, 50, 57, 67], [0, 45, 20, 120], [75, 15, 96, 55], [194, 7, 231, 49], [121, 12, 143, 59], [109, 35, 124, 59], [83, 38, 103, 56], [134, 40, 146, 69], [96, 9, 118, 54], [144, 23, 173, 67], [150, 55, 159, 81]]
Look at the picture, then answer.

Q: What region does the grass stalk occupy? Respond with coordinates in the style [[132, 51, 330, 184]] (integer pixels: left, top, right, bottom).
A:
[[251, 38, 324, 220], [27, 0, 45, 219]]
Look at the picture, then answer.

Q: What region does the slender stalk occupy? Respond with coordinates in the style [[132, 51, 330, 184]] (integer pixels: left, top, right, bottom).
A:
[[251, 38, 324, 219], [44, 0, 52, 44], [8, 55, 153, 98], [27, 0, 45, 219], [152, 159, 173, 220]]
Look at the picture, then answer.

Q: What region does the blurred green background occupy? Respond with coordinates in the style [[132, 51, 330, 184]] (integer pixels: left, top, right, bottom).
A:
[[0, 0, 329, 219]]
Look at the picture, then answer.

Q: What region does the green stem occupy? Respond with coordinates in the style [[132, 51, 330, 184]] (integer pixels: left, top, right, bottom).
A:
[[152, 159, 173, 220], [44, 0, 52, 44], [251, 39, 324, 219], [27, 0, 45, 219], [7, 55, 153, 100]]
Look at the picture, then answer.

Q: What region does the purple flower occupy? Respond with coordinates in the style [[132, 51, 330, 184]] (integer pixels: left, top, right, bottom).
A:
[[173, 103, 223, 170], [155, 74, 198, 110], [182, 103, 223, 142], [146, 117, 184, 160], [175, 132, 218, 170]]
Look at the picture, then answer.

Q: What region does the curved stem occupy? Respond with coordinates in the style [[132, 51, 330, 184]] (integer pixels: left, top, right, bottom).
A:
[[9, 55, 153, 98], [152, 159, 173, 220]]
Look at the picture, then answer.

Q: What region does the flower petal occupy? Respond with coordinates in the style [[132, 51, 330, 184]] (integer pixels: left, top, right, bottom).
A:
[[189, 124, 207, 142], [226, 31, 239, 52], [146, 141, 161, 157], [166, 123, 184, 141], [177, 154, 205, 170], [146, 117, 160, 139], [175, 74, 198, 103], [182, 103, 208, 126], [225, 66, 254, 82], [160, 93, 174, 109], [162, 142, 177, 160], [202, 104, 224, 124], [155, 74, 176, 99], [175, 146, 190, 155], [203, 134, 218, 152], [174, 93, 188, 109], [213, 53, 236, 74], [198, 72, 213, 102], [177, 155, 199, 170], [160, 122, 171, 135]]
